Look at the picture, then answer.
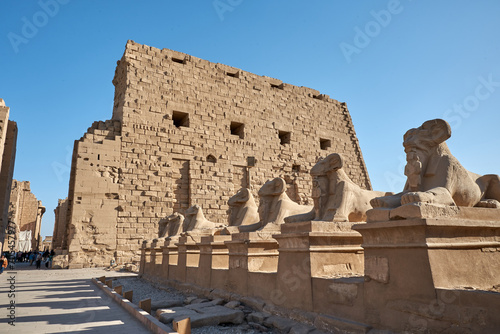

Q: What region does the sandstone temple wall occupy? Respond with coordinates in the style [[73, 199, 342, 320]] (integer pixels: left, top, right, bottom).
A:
[[61, 40, 370, 267], [52, 198, 68, 250], [0, 99, 17, 252], [6, 180, 45, 251], [65, 120, 121, 266]]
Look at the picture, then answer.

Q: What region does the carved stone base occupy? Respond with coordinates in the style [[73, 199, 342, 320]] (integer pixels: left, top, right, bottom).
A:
[[353, 212, 500, 331], [273, 221, 364, 311], [225, 232, 279, 295], [367, 202, 500, 223], [196, 235, 231, 288]]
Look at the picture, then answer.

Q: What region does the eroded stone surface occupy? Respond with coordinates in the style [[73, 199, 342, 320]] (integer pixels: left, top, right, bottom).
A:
[[6, 180, 45, 252], [227, 188, 259, 227], [288, 153, 391, 223], [54, 41, 370, 266], [371, 119, 500, 211], [159, 212, 184, 238], [157, 304, 244, 328], [257, 177, 313, 231], [0, 100, 17, 253], [183, 205, 225, 235]]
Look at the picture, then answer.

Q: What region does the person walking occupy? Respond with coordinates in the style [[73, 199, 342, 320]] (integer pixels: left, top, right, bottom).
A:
[[0, 255, 7, 274], [47, 252, 54, 269], [35, 252, 42, 269], [29, 252, 35, 266], [43, 250, 49, 261]]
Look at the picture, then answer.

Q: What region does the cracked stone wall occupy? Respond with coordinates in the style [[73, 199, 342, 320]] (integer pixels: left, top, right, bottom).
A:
[[7, 180, 44, 251], [52, 198, 68, 250], [65, 120, 121, 267], [61, 40, 370, 267], [0, 99, 17, 252]]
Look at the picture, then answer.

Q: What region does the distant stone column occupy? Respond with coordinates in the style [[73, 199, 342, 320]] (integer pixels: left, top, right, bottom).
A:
[[33, 202, 45, 251], [52, 198, 68, 250]]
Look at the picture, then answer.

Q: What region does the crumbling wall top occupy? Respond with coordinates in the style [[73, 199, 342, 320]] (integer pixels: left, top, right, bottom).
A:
[[120, 40, 334, 102]]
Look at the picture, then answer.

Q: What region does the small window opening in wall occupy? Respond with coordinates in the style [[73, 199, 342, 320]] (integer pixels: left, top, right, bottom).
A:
[[292, 164, 301, 173], [97, 154, 100, 160], [230, 121, 244, 139], [313, 94, 328, 101], [226, 71, 239, 78], [172, 111, 189, 128], [279, 130, 291, 145], [320, 138, 331, 150], [172, 57, 185, 64], [271, 83, 284, 90], [207, 154, 217, 163]]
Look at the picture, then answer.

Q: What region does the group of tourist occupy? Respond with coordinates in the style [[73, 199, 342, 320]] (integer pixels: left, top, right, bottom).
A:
[[0, 249, 55, 272]]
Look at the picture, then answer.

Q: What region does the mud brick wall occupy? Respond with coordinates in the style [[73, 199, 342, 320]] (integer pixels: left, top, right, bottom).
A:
[[64, 40, 370, 267]]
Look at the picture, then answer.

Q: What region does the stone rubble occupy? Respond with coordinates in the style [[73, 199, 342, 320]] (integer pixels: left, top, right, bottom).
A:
[[111, 275, 326, 333]]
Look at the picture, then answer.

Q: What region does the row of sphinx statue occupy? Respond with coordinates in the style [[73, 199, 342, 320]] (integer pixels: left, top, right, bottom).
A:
[[158, 119, 500, 238]]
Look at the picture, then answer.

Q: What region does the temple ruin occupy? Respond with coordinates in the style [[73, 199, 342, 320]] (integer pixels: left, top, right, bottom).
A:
[[51, 198, 68, 250], [140, 119, 500, 333], [52, 40, 371, 268], [0, 99, 17, 252], [6, 180, 45, 252]]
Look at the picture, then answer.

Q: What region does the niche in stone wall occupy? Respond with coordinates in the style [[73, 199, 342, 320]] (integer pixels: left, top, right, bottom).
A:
[[230, 121, 244, 139], [226, 70, 239, 78], [172, 111, 189, 128], [279, 130, 291, 145], [207, 154, 217, 163], [320, 138, 331, 150], [171, 56, 186, 64]]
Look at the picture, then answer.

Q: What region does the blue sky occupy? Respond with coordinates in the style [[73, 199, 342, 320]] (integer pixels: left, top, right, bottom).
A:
[[1, 0, 499, 240]]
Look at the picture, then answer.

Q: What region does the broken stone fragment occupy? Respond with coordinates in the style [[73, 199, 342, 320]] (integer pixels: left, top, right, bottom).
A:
[[151, 298, 184, 311], [157, 305, 244, 328]]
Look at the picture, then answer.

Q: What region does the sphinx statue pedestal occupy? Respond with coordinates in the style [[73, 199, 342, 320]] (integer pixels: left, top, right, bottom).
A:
[[273, 221, 364, 312], [158, 238, 174, 281], [196, 235, 232, 289], [174, 235, 203, 284], [354, 204, 500, 332], [224, 232, 279, 296], [166, 237, 181, 282], [140, 240, 155, 276], [139, 241, 148, 276], [147, 238, 164, 277]]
